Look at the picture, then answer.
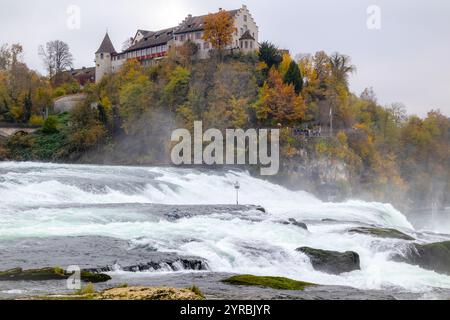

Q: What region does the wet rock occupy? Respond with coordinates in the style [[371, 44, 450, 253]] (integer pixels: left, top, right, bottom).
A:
[[288, 219, 308, 230], [0, 267, 111, 283], [275, 219, 308, 230], [255, 206, 266, 213], [297, 247, 361, 275], [0, 236, 209, 274], [348, 227, 415, 241], [392, 241, 450, 275], [86, 258, 208, 274]]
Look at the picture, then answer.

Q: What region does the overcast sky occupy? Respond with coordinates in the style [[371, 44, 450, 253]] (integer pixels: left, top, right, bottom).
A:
[[1, 0, 449, 116]]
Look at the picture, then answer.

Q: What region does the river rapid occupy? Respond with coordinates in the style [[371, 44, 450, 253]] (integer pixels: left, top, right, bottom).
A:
[[1, 162, 450, 299]]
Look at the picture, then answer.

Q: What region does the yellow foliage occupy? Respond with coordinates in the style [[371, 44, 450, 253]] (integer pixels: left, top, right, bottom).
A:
[[254, 69, 306, 125], [29, 115, 45, 126], [203, 10, 236, 50], [279, 53, 292, 77]]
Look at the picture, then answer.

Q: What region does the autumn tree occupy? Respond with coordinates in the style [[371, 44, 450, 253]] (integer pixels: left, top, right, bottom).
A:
[[329, 52, 356, 87], [203, 10, 236, 51], [39, 40, 73, 83], [254, 69, 306, 125], [0, 43, 23, 70], [278, 53, 292, 77], [203, 61, 256, 129], [163, 66, 191, 112]]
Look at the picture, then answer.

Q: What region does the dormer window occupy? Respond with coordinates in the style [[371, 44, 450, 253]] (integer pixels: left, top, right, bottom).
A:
[[100, 53, 104, 59]]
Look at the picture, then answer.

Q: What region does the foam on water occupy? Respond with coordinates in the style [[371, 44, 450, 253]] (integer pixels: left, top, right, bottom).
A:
[[0, 162, 449, 293]]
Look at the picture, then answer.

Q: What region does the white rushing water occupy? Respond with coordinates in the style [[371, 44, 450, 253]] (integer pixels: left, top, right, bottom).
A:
[[1, 161, 450, 294]]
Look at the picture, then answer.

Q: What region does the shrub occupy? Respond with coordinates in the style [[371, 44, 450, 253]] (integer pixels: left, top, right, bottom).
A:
[[29, 115, 45, 126], [42, 116, 59, 134]]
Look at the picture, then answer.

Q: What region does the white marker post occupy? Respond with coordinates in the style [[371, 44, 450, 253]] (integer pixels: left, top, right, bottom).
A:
[[234, 181, 241, 205]]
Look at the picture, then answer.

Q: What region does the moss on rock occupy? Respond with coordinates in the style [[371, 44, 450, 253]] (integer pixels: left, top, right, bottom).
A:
[[0, 267, 111, 283], [222, 275, 316, 291], [348, 227, 415, 241]]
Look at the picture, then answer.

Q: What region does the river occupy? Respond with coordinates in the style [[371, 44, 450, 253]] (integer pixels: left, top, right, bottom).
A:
[[1, 162, 450, 299]]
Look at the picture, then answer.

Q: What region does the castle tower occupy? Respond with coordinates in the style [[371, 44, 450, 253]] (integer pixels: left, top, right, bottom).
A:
[[95, 32, 117, 83]]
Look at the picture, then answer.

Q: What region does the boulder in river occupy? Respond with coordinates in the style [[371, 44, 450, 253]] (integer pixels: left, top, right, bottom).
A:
[[275, 219, 308, 230], [288, 219, 308, 230], [392, 241, 450, 275], [297, 247, 361, 275], [348, 227, 415, 241]]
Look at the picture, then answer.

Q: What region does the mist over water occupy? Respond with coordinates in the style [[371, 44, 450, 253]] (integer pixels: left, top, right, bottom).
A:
[[1, 162, 450, 295]]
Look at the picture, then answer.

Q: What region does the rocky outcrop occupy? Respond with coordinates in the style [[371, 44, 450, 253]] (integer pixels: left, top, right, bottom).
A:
[[348, 227, 415, 241], [392, 241, 450, 275], [98, 286, 205, 300], [297, 247, 361, 275], [37, 286, 205, 301], [53, 94, 87, 113], [0, 267, 111, 283]]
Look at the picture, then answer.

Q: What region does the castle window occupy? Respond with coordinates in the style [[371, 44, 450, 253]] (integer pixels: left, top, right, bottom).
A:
[[174, 36, 178, 41], [244, 15, 247, 22], [100, 53, 104, 59], [250, 41, 253, 49], [196, 32, 202, 39], [245, 41, 248, 49], [180, 35, 185, 41]]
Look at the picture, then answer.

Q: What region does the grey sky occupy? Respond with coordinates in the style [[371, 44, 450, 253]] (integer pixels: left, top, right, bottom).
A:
[[1, 0, 449, 116]]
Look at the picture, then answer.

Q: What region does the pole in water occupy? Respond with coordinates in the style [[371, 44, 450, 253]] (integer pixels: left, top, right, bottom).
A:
[[234, 181, 241, 205]]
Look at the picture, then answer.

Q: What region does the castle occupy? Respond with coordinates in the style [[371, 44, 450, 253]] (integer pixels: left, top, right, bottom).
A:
[[95, 5, 259, 83]]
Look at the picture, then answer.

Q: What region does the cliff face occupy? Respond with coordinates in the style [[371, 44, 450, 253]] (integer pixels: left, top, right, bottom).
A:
[[266, 155, 352, 202]]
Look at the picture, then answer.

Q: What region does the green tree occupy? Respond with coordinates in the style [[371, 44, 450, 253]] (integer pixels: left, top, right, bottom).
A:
[[283, 60, 303, 94], [258, 41, 282, 70]]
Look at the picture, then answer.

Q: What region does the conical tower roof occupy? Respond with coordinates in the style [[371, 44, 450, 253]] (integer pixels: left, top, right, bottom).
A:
[[96, 33, 117, 54]]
